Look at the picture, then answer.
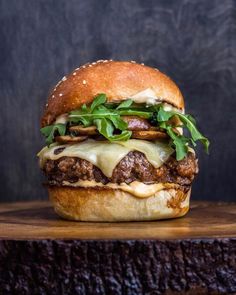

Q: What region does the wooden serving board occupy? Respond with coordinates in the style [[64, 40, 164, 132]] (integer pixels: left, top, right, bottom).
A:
[[0, 201, 236, 294]]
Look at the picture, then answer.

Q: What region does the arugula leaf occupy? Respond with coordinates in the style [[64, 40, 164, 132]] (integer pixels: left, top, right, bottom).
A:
[[157, 107, 173, 122], [94, 118, 131, 141], [110, 130, 132, 141], [68, 94, 132, 141], [103, 103, 117, 109], [90, 94, 106, 111], [40, 123, 66, 145], [157, 106, 210, 160], [177, 113, 209, 153], [94, 118, 114, 138], [40, 93, 209, 162], [116, 99, 133, 109], [118, 109, 153, 118], [164, 125, 189, 161], [105, 102, 153, 111], [69, 109, 93, 126], [81, 103, 88, 111], [108, 115, 128, 130], [184, 114, 196, 125]]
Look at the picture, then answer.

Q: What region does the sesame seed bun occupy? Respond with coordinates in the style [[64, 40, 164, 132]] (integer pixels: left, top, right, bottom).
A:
[[41, 60, 184, 127], [48, 186, 190, 222]]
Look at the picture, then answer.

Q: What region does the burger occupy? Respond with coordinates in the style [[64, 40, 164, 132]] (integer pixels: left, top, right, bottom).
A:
[[38, 60, 209, 221]]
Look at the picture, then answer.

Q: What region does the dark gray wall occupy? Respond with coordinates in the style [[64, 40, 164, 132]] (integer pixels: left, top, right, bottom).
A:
[[0, 0, 235, 202]]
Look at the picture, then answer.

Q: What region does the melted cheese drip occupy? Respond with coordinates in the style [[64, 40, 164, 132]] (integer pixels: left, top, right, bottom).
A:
[[38, 139, 174, 178], [61, 180, 178, 198]]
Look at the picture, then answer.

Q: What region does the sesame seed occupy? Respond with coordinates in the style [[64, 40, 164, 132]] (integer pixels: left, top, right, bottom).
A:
[[62, 76, 67, 81], [46, 103, 48, 107], [88, 64, 92, 67], [59, 93, 63, 97], [82, 80, 87, 85], [92, 62, 96, 65], [75, 67, 80, 71], [103, 60, 108, 63], [130, 60, 136, 63], [54, 80, 62, 89], [52, 95, 55, 98], [73, 72, 77, 76], [141, 63, 144, 65], [82, 65, 86, 68]]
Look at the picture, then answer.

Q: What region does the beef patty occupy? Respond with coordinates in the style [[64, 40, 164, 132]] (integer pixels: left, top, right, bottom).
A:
[[44, 151, 198, 188]]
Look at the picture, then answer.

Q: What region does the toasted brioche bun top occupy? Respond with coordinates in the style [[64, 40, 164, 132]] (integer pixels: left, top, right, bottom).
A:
[[41, 60, 184, 127]]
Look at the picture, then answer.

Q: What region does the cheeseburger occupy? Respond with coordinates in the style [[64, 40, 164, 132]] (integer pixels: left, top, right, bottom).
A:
[[38, 60, 209, 221]]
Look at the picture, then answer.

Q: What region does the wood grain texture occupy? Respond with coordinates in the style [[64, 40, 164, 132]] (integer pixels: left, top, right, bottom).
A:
[[0, 201, 236, 240], [0, 0, 236, 202], [0, 201, 236, 294]]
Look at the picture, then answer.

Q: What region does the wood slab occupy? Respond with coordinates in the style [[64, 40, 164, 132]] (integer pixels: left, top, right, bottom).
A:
[[0, 201, 236, 294], [0, 201, 236, 240]]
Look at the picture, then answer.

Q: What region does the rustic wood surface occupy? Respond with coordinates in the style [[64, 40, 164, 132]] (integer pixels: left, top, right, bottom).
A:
[[0, 201, 236, 294], [0, 201, 236, 240]]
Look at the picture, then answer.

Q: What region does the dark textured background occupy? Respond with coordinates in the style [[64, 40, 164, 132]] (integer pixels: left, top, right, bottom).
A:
[[0, 0, 235, 202]]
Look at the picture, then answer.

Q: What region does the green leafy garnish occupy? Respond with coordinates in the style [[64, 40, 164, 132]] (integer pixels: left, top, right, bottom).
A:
[[177, 113, 209, 152], [157, 107, 173, 122], [94, 118, 131, 141], [159, 122, 189, 161], [116, 99, 133, 109], [68, 94, 132, 141], [40, 124, 66, 145], [108, 115, 128, 130], [90, 93, 106, 111], [157, 106, 209, 160], [118, 109, 153, 118], [40, 93, 209, 160]]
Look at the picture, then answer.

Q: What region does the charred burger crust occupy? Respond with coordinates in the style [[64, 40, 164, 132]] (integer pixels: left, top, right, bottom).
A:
[[43, 152, 198, 187]]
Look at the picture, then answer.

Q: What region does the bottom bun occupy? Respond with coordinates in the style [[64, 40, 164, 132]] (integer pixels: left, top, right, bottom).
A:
[[48, 186, 191, 222]]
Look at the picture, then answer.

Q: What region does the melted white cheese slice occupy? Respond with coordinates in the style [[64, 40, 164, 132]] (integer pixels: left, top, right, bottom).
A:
[[38, 139, 174, 177]]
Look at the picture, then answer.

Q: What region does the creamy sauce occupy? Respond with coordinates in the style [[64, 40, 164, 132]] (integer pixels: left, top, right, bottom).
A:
[[129, 88, 161, 105], [61, 180, 178, 198], [54, 113, 68, 124], [129, 88, 184, 113]]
